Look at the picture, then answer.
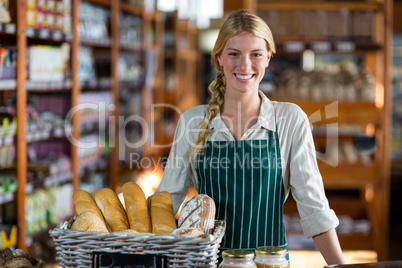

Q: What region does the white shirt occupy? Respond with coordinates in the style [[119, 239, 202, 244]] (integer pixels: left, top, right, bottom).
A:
[[155, 92, 339, 238]]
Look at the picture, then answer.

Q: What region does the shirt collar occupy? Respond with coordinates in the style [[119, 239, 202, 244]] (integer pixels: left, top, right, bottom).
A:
[[209, 90, 276, 132]]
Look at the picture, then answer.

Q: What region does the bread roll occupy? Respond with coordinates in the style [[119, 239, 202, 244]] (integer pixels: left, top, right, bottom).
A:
[[71, 212, 109, 232], [95, 188, 129, 232], [178, 194, 215, 235], [122, 182, 151, 233], [72, 190, 108, 232], [171, 227, 204, 238], [151, 191, 177, 234]]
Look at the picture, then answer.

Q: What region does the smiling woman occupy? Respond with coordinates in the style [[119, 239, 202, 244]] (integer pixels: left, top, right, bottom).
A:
[[151, 10, 346, 266]]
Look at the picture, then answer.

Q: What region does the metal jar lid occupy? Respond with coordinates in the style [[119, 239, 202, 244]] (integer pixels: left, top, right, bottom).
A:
[[222, 249, 255, 259], [255, 246, 286, 255]]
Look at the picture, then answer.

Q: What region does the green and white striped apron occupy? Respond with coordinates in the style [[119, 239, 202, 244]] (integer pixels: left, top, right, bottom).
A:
[[195, 125, 289, 259]]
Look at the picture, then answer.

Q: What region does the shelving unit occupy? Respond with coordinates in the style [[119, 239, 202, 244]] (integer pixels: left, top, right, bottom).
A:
[[155, 11, 203, 156], [0, 0, 163, 255], [224, 0, 392, 261]]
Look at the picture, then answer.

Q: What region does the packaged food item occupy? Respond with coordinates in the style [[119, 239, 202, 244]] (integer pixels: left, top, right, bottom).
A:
[[219, 249, 256, 268], [254, 246, 289, 268]]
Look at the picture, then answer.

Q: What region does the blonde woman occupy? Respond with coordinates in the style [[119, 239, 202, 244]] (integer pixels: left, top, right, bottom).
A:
[[153, 10, 345, 265]]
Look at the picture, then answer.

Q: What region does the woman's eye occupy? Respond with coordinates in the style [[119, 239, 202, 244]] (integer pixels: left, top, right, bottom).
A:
[[228, 52, 238, 56], [252, 53, 262, 57]]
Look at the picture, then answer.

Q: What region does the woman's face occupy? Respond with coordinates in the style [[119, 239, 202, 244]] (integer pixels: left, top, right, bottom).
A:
[[218, 32, 270, 96]]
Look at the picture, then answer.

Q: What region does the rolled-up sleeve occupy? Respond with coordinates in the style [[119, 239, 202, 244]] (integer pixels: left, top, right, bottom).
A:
[[289, 107, 339, 238]]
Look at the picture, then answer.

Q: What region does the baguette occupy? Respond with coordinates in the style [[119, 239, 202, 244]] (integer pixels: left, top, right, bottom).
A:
[[122, 182, 151, 233], [151, 191, 177, 234], [73, 190, 105, 221], [178, 194, 216, 235], [95, 188, 129, 232], [71, 190, 108, 232]]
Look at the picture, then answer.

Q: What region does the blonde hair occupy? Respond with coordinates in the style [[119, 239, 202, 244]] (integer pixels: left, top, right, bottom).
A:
[[187, 10, 276, 161]]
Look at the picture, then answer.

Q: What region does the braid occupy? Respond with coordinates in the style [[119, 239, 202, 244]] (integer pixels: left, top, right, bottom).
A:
[[187, 70, 226, 162]]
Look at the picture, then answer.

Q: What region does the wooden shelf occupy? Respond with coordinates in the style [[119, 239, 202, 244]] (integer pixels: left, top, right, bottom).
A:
[[249, 0, 392, 261], [338, 233, 375, 250], [276, 100, 380, 126], [25, 28, 72, 43], [318, 162, 379, 189], [8, 0, 163, 255], [80, 38, 112, 48], [257, 2, 383, 12], [120, 3, 143, 16], [274, 41, 382, 54], [84, 0, 110, 7]]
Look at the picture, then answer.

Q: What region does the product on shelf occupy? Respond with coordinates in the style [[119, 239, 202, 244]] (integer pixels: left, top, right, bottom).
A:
[[257, 9, 374, 42], [78, 46, 96, 82], [0, 47, 17, 80], [120, 13, 143, 48], [0, 0, 11, 23], [272, 68, 375, 102], [79, 2, 110, 41], [118, 52, 143, 83], [26, 0, 71, 33], [25, 183, 73, 236], [28, 45, 69, 82]]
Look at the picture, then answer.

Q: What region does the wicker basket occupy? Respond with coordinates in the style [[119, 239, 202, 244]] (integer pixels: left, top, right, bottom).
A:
[[49, 219, 226, 268]]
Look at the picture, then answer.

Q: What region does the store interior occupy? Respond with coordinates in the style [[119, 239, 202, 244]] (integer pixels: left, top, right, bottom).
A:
[[0, 0, 401, 267]]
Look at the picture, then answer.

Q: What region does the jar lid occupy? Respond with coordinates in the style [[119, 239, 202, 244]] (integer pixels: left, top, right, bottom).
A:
[[255, 246, 286, 255], [222, 249, 255, 259]]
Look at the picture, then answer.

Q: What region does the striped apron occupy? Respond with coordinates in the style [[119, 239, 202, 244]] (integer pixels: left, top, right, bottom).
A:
[[195, 126, 289, 259]]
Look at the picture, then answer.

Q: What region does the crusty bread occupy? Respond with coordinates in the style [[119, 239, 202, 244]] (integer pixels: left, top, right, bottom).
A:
[[122, 182, 151, 233], [72, 190, 108, 232], [95, 188, 129, 232], [178, 194, 216, 235], [171, 227, 204, 238], [151, 191, 177, 234], [71, 212, 109, 232]]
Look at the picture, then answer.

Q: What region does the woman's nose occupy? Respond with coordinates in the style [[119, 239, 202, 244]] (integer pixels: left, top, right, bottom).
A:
[[240, 56, 251, 70]]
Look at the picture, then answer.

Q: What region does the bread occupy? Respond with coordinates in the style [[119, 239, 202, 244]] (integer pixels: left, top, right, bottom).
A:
[[95, 188, 129, 232], [73, 190, 105, 221], [151, 191, 177, 234], [178, 194, 215, 235], [71, 211, 109, 232], [72, 190, 108, 232], [122, 182, 151, 233], [171, 227, 204, 238]]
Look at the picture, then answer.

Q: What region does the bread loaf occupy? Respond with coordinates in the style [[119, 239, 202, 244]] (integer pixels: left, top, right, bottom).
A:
[[73, 190, 105, 221], [95, 188, 129, 232], [122, 182, 152, 233], [151, 191, 177, 234], [71, 190, 108, 232], [71, 212, 109, 232], [171, 227, 204, 238], [178, 194, 215, 235]]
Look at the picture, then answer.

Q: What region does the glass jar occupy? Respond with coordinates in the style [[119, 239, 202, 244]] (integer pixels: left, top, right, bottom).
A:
[[254, 246, 289, 268], [219, 249, 257, 268]]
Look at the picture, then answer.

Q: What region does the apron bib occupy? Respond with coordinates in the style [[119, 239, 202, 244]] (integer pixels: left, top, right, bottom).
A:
[[195, 128, 289, 258]]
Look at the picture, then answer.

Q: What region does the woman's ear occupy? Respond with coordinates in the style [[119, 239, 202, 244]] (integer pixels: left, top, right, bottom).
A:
[[217, 54, 223, 67], [266, 52, 271, 67]]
